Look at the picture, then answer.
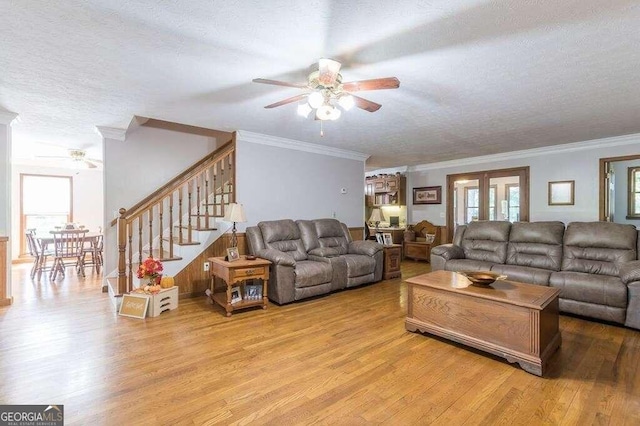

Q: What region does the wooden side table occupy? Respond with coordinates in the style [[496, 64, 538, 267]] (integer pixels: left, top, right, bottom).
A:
[[383, 244, 402, 280], [208, 256, 271, 316], [403, 241, 431, 262]]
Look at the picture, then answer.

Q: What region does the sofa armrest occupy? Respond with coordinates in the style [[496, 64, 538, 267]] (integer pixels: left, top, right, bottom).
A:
[[309, 247, 341, 258], [348, 240, 382, 256], [431, 244, 465, 261], [256, 249, 296, 267], [620, 260, 640, 284]]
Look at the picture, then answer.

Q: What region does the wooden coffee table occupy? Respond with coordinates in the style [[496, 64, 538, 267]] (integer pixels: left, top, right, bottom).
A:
[[405, 270, 561, 376]]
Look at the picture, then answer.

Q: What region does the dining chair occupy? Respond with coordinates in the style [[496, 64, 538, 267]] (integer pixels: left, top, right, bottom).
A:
[[82, 234, 103, 273], [50, 229, 88, 279], [25, 229, 53, 279]]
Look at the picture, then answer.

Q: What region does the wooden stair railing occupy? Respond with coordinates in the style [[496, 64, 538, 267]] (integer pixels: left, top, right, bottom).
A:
[[114, 134, 236, 295]]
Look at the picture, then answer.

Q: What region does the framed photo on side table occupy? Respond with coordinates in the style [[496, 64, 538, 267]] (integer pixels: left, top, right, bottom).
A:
[[382, 232, 393, 246], [226, 247, 240, 262], [375, 233, 384, 245], [230, 286, 242, 304], [413, 186, 442, 204]]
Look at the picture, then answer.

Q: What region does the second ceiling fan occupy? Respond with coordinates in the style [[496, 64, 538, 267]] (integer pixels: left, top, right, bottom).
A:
[[253, 58, 400, 121]]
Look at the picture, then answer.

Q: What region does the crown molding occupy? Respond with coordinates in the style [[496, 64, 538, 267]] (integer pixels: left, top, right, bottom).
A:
[[95, 126, 126, 141], [0, 111, 19, 126], [237, 130, 370, 162], [366, 166, 409, 176], [409, 132, 640, 172]]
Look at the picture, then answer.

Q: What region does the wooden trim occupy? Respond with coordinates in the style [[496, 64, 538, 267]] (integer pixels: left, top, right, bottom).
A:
[[140, 118, 234, 141], [599, 154, 640, 221], [628, 167, 640, 219], [0, 236, 12, 306], [111, 139, 235, 226]]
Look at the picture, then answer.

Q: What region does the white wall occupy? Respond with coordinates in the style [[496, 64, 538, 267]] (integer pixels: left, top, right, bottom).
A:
[[400, 135, 640, 226], [612, 159, 640, 225], [103, 126, 219, 274], [10, 164, 104, 258], [236, 136, 366, 229]]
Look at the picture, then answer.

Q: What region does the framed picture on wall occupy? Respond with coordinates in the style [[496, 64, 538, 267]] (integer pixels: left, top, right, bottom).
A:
[[548, 180, 575, 205], [413, 186, 442, 204]]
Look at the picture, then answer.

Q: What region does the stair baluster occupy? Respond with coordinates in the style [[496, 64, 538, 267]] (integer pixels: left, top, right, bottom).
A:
[[168, 194, 174, 259]]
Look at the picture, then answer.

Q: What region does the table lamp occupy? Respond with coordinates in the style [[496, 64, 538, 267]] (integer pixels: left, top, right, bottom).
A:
[[368, 208, 385, 232], [223, 202, 247, 248]]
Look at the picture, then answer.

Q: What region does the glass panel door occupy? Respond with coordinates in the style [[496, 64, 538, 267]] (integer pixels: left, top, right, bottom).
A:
[[453, 179, 480, 226], [488, 175, 521, 222]]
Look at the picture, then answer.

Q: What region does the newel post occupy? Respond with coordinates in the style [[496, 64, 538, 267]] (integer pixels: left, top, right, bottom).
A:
[[117, 208, 128, 294]]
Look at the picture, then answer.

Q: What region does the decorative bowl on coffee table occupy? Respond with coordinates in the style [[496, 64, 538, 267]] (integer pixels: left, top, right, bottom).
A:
[[458, 271, 507, 287]]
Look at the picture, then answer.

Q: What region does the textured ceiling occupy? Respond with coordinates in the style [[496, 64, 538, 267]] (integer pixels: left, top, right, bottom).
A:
[[2, 0, 640, 169]]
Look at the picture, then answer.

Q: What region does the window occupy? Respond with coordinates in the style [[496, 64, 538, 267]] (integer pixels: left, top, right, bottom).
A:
[[489, 185, 497, 221], [465, 187, 479, 224], [20, 174, 72, 255], [506, 184, 520, 222], [629, 167, 640, 218]]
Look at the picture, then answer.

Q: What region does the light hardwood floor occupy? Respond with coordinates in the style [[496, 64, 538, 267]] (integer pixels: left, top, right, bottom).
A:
[[1, 262, 639, 425]]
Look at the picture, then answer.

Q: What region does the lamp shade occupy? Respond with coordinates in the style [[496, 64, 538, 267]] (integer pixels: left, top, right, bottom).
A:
[[223, 203, 247, 223], [369, 208, 385, 223]]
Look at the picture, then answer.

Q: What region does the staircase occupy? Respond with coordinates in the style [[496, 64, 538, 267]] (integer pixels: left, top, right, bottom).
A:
[[109, 134, 236, 296]]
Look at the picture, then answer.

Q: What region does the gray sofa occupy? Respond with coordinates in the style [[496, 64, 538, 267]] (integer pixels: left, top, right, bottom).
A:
[[431, 221, 640, 330], [246, 218, 383, 304]]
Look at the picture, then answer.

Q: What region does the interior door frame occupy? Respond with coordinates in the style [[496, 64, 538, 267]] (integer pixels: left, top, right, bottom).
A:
[[599, 154, 640, 221], [446, 166, 529, 242]]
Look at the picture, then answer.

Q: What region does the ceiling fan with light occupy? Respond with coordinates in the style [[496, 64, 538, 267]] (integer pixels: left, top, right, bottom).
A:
[[253, 58, 400, 124], [36, 148, 103, 169]]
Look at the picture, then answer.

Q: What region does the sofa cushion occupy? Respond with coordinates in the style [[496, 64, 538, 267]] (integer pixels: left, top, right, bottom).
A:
[[561, 222, 637, 276], [506, 221, 564, 271], [445, 259, 495, 272], [314, 218, 350, 254], [460, 221, 511, 264], [259, 219, 308, 261], [490, 264, 552, 286], [293, 260, 333, 288], [342, 254, 376, 277], [549, 271, 627, 308]]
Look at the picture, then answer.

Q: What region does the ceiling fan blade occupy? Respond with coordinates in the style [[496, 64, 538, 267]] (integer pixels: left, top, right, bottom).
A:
[[87, 157, 103, 164], [84, 160, 97, 169], [318, 58, 341, 86], [264, 93, 308, 109], [35, 155, 69, 160], [342, 77, 400, 92], [252, 78, 308, 89], [352, 95, 382, 112]]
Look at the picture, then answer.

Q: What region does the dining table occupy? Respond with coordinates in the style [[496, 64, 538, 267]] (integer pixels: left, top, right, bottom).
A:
[[37, 231, 104, 273], [37, 231, 103, 250]]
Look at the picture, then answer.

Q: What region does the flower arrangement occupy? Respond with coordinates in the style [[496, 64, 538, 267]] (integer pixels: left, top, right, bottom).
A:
[[135, 257, 163, 294]]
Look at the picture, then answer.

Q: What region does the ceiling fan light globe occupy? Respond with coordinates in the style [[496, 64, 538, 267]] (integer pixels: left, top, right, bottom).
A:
[[338, 94, 355, 111], [297, 103, 312, 118], [308, 91, 324, 109], [316, 104, 334, 121], [329, 107, 342, 120]]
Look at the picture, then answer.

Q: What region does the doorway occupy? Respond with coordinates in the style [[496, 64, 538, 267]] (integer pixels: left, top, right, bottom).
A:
[[599, 154, 640, 223], [447, 166, 530, 241]]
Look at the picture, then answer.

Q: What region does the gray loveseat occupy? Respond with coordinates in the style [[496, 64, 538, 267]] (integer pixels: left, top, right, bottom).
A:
[[246, 218, 383, 304], [431, 221, 640, 330]]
